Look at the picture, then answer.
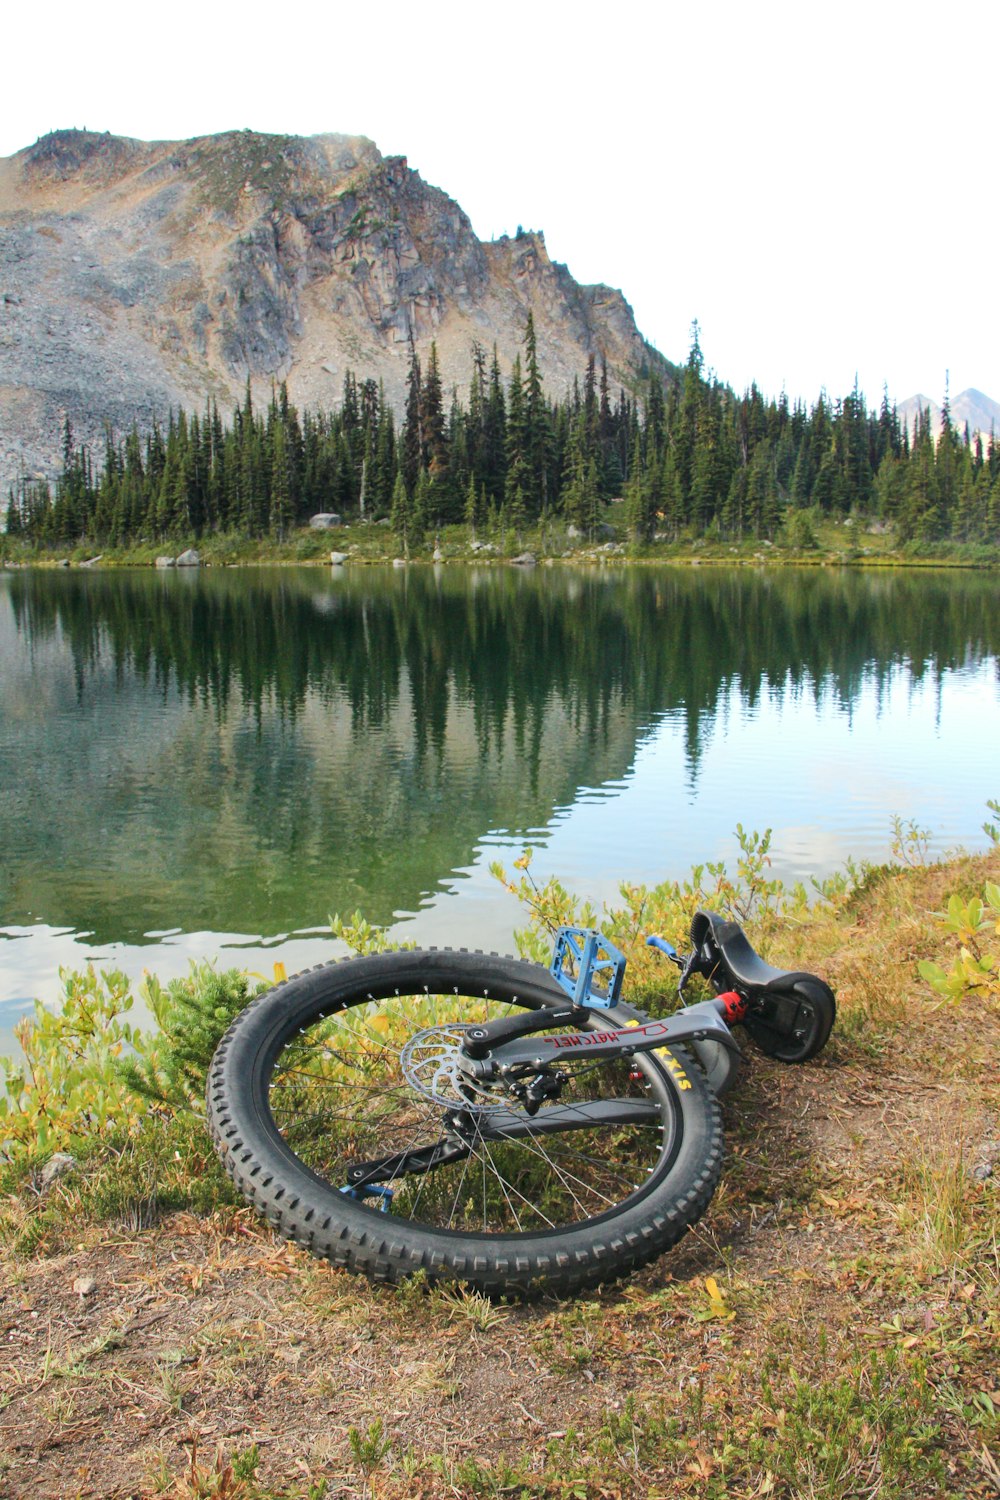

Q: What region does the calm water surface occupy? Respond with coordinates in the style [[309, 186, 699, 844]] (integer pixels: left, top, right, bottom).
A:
[[1, 564, 998, 1035]]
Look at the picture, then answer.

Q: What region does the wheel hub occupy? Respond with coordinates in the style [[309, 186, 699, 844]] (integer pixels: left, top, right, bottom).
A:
[[401, 1023, 564, 1115], [399, 1023, 503, 1112]]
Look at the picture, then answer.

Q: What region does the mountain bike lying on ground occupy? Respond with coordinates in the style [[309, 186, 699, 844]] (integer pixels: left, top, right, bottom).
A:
[[208, 913, 835, 1298]]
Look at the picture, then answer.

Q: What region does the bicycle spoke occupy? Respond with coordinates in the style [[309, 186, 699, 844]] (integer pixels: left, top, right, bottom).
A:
[[263, 989, 672, 1236]]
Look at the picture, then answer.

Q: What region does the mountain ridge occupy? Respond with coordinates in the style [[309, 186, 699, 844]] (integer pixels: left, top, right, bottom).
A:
[[0, 128, 672, 493], [897, 388, 1000, 443]]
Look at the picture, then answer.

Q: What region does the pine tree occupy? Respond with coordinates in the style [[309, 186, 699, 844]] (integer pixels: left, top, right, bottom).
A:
[[4, 485, 22, 536], [422, 344, 447, 475], [504, 355, 530, 520], [673, 323, 703, 500], [722, 465, 746, 538], [464, 473, 482, 539], [484, 347, 507, 503], [623, 431, 652, 541], [390, 471, 413, 558], [269, 420, 293, 538], [522, 312, 551, 513], [412, 468, 430, 547], [789, 444, 812, 507], [935, 377, 960, 521], [898, 412, 939, 541], [746, 440, 779, 538], [402, 343, 423, 497]]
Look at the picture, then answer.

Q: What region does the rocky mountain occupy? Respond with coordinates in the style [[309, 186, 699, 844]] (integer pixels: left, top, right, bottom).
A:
[[0, 128, 671, 495], [897, 388, 1000, 443]]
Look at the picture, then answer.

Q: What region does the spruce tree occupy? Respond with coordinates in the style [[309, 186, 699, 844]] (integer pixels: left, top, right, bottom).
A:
[[390, 471, 412, 558], [522, 313, 551, 512], [4, 486, 21, 536], [464, 473, 481, 539], [484, 347, 507, 503], [504, 355, 530, 518], [402, 343, 423, 497]]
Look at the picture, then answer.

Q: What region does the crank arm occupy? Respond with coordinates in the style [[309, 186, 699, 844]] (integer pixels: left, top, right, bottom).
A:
[[345, 1136, 469, 1188], [462, 1000, 740, 1077], [462, 1001, 589, 1060]]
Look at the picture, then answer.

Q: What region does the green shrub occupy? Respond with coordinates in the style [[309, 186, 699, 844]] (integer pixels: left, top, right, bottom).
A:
[[0, 961, 264, 1167], [491, 824, 816, 1009], [782, 507, 820, 550], [119, 963, 265, 1112], [917, 883, 1000, 1005], [0, 967, 151, 1163]]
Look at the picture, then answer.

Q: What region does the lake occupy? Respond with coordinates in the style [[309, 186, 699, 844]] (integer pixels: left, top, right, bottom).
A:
[[1, 563, 998, 1039]]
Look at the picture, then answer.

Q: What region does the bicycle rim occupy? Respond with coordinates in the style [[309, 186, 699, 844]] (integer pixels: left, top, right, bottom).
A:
[[262, 984, 682, 1238]]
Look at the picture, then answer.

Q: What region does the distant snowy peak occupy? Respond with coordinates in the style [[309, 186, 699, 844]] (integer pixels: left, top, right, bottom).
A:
[[898, 388, 1000, 442]]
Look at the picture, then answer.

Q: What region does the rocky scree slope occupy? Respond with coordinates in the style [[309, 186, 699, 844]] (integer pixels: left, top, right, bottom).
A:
[[0, 128, 671, 494]]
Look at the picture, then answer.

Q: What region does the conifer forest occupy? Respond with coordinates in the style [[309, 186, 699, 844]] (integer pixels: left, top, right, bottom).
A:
[[6, 319, 999, 549]]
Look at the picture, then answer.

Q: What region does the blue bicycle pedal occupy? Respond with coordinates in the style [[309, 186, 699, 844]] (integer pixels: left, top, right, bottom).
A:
[[550, 926, 627, 1009]]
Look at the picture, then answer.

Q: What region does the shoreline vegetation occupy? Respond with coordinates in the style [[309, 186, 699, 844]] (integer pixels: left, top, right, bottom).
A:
[[1, 823, 998, 1497], [3, 516, 999, 571]]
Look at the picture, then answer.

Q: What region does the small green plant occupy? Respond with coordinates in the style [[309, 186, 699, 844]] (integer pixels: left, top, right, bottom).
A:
[[489, 849, 598, 962], [761, 1351, 945, 1494], [984, 799, 1000, 846], [890, 814, 933, 867], [154, 1359, 188, 1414], [329, 910, 415, 956], [782, 507, 819, 550], [167, 1434, 254, 1498], [434, 1284, 507, 1330], [491, 824, 801, 985], [895, 1138, 975, 1270], [729, 823, 786, 922], [348, 1416, 391, 1473], [917, 883, 1000, 1004], [1, 961, 266, 1167], [230, 1444, 260, 1483]]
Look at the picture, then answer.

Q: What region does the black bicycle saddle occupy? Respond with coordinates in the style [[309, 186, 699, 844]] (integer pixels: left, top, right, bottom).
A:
[[686, 911, 837, 1064], [689, 909, 825, 993]]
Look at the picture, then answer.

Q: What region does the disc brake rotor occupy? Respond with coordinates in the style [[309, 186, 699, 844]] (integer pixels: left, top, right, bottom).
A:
[[400, 1023, 510, 1114]]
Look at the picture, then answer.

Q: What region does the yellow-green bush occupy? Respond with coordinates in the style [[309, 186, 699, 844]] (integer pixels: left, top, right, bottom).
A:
[[0, 962, 263, 1166], [0, 966, 150, 1161], [917, 883, 1000, 1004]]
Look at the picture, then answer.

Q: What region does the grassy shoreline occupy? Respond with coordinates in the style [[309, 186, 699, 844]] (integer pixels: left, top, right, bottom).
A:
[[2, 517, 999, 572], [1, 840, 998, 1497]]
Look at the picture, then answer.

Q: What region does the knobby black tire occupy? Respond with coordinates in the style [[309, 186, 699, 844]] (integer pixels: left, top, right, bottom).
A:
[[207, 949, 724, 1298]]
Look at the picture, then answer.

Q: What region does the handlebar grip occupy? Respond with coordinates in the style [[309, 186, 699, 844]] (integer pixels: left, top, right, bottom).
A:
[[645, 935, 677, 958]]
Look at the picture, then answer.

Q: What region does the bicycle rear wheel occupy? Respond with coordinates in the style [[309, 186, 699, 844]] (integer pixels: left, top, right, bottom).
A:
[[207, 949, 723, 1297]]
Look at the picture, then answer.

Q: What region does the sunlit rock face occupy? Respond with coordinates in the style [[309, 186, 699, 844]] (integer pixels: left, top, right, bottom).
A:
[[0, 128, 673, 493]]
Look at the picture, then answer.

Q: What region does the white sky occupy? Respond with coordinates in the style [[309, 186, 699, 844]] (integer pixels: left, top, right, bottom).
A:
[[3, 0, 997, 408]]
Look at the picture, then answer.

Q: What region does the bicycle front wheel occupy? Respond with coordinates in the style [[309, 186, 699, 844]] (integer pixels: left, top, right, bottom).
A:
[[207, 949, 723, 1297]]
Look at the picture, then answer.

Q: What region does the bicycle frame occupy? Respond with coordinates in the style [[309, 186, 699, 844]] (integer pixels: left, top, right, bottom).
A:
[[459, 999, 741, 1082]]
